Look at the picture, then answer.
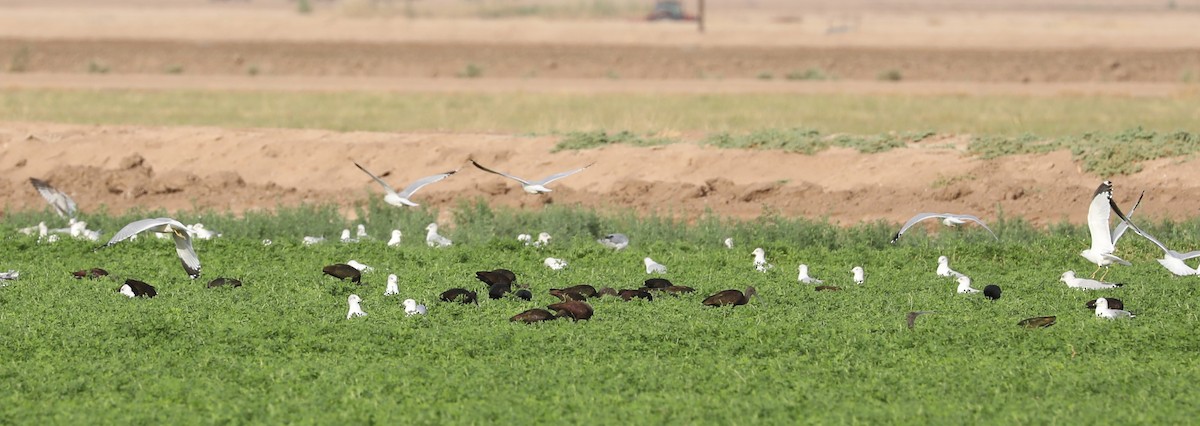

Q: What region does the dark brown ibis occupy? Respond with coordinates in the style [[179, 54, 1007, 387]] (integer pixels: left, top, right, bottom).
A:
[[511, 308, 557, 323], [597, 287, 619, 297], [702, 286, 756, 307], [814, 286, 842, 292], [551, 284, 597, 298], [1017, 316, 1057, 328], [643, 278, 672, 289], [618, 289, 654, 301], [662, 285, 695, 295], [488, 282, 513, 300], [323, 264, 361, 284], [72, 268, 109, 279], [440, 288, 478, 304], [550, 289, 588, 301], [476, 269, 516, 286], [206, 277, 243, 288], [547, 300, 593, 321]]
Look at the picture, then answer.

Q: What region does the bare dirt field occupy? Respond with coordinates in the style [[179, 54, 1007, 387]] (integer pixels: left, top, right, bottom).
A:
[[1, 122, 1193, 225], [2, 1, 1199, 225]]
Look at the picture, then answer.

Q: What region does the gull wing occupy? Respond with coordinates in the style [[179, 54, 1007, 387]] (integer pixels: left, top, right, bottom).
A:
[[397, 169, 458, 198], [532, 163, 594, 185], [353, 161, 398, 195], [470, 160, 530, 185], [29, 178, 77, 218], [1087, 183, 1115, 254], [890, 213, 944, 243], [1111, 191, 1144, 245], [170, 229, 201, 278], [948, 214, 999, 241], [103, 218, 179, 246]]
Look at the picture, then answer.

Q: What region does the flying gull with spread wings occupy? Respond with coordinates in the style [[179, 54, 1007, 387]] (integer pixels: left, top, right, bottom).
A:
[[470, 159, 593, 194]]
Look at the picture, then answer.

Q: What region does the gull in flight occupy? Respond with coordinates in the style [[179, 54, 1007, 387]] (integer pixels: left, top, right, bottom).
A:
[[1094, 297, 1135, 319], [852, 266, 865, 284], [29, 178, 77, 219], [470, 159, 593, 194], [644, 257, 667, 274], [597, 233, 629, 250], [346, 294, 367, 319], [1060, 271, 1122, 290], [387, 230, 402, 246], [891, 213, 997, 243], [956, 276, 980, 294], [384, 274, 399, 296], [936, 256, 965, 278], [1081, 181, 1142, 280], [102, 218, 201, 279], [544, 257, 569, 270], [752, 248, 774, 272], [403, 299, 427, 316], [1103, 201, 1200, 276], [354, 161, 457, 207], [426, 223, 452, 248], [797, 264, 822, 284]]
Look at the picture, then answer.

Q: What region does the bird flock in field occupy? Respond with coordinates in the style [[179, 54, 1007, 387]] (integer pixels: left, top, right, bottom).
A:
[[6, 163, 1183, 327]]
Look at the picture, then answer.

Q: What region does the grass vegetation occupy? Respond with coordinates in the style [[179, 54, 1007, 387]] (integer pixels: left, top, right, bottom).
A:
[[3, 201, 1200, 422], [969, 128, 1200, 175], [2, 89, 1197, 136]]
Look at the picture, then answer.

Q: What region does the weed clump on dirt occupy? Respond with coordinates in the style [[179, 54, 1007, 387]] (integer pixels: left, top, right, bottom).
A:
[[968, 128, 1200, 175], [552, 130, 676, 152]]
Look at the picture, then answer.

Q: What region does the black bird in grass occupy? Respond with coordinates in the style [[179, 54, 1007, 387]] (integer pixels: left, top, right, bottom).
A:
[[118, 279, 157, 298], [643, 278, 672, 289], [1017, 316, 1057, 328], [702, 286, 757, 307], [476, 269, 516, 286], [207, 277, 243, 288], [983, 285, 1002, 300], [618, 289, 654, 301], [547, 300, 593, 321], [514, 288, 533, 301], [597, 287, 619, 298], [488, 282, 513, 300], [511, 308, 557, 323], [323, 264, 361, 284], [662, 285, 695, 296], [440, 288, 478, 304], [814, 285, 842, 292], [72, 268, 109, 279], [550, 284, 598, 298], [1085, 298, 1124, 310], [551, 289, 588, 302]]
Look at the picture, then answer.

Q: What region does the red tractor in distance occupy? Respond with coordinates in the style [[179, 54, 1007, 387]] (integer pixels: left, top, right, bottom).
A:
[[646, 0, 697, 21]]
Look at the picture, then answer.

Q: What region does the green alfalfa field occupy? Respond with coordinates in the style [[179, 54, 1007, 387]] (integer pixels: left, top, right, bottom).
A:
[[2, 201, 1200, 424]]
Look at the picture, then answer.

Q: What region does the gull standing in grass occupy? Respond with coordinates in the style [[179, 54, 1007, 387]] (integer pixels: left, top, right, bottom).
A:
[[644, 257, 667, 274], [340, 229, 358, 243], [517, 234, 532, 245], [302, 236, 325, 245], [1094, 297, 1135, 319], [387, 229, 402, 246], [544, 257, 568, 270], [890, 213, 997, 243], [752, 248, 774, 272], [956, 276, 980, 294], [1080, 181, 1141, 280], [101, 218, 201, 279], [346, 294, 367, 319], [797, 264, 822, 284], [533, 232, 552, 248], [354, 161, 457, 207], [356, 224, 369, 240], [187, 223, 220, 240], [403, 299, 427, 316], [425, 223, 452, 248], [936, 256, 964, 278], [723, 237, 734, 249], [346, 260, 374, 273], [29, 178, 77, 219], [852, 266, 865, 284], [384, 274, 399, 296], [470, 159, 593, 194], [1060, 271, 1123, 290], [597, 233, 629, 250]]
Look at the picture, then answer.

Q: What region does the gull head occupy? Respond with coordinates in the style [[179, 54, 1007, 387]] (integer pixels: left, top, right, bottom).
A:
[[517, 234, 532, 243], [752, 247, 765, 259], [1094, 297, 1109, 311], [1060, 271, 1076, 282], [537, 232, 551, 244], [356, 224, 367, 237], [403, 299, 417, 309], [426, 223, 439, 233], [798, 264, 809, 275], [723, 237, 734, 249], [387, 274, 398, 286], [937, 256, 948, 265], [643, 257, 657, 266], [348, 294, 362, 304]]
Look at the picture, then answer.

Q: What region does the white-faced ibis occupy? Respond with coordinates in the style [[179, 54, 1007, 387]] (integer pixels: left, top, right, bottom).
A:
[[207, 277, 243, 288], [489, 282, 513, 299], [547, 300, 593, 321], [852, 266, 864, 284], [814, 285, 841, 292], [905, 311, 936, 329], [597, 233, 629, 250], [553, 285, 598, 298], [1085, 298, 1124, 310], [72, 268, 109, 279], [597, 287, 619, 298], [346, 294, 367, 319], [1017, 316, 1056, 328], [643, 278, 672, 289], [119, 279, 156, 298], [440, 288, 478, 304], [983, 285, 1001, 300], [1094, 297, 1134, 319], [551, 289, 587, 302], [702, 287, 756, 307], [323, 264, 361, 284], [476, 269, 516, 286], [404, 299, 427, 316], [618, 289, 653, 301], [511, 308, 557, 323]]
